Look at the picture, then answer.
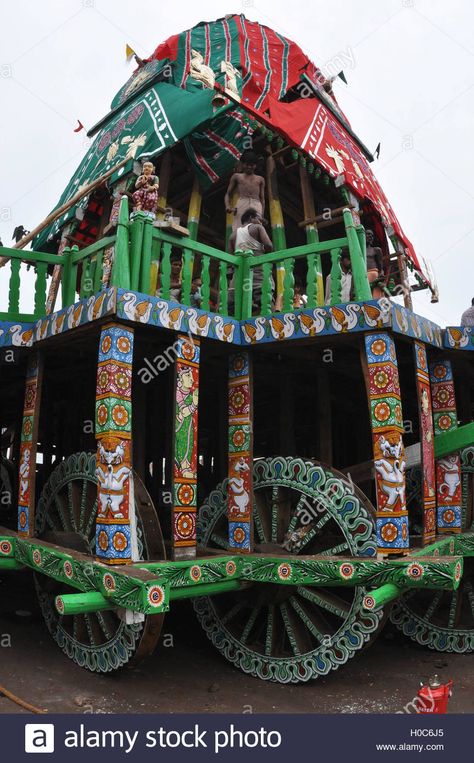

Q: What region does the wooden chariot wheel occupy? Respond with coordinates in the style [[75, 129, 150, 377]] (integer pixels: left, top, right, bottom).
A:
[[391, 447, 474, 653], [34, 452, 166, 672], [194, 456, 386, 683]]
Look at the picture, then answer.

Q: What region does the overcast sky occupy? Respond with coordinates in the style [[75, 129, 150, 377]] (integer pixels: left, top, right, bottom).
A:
[[0, 0, 473, 325]]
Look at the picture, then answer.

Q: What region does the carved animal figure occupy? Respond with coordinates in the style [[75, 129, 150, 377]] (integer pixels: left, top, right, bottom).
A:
[[228, 457, 250, 516], [96, 440, 131, 519], [438, 456, 461, 499], [297, 308, 326, 337], [241, 317, 266, 344], [214, 315, 235, 342], [374, 456, 406, 510], [121, 293, 153, 323]]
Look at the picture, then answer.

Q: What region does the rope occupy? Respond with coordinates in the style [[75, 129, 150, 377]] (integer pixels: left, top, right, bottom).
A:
[[0, 684, 47, 714]]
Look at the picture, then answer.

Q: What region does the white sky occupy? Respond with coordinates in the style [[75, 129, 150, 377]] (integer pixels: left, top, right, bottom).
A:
[[0, 0, 473, 325]]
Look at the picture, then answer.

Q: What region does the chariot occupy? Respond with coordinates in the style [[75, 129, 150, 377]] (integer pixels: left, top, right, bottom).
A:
[[0, 15, 473, 683]]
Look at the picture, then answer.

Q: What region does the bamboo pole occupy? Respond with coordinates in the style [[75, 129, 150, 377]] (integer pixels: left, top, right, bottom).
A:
[[0, 157, 130, 266]]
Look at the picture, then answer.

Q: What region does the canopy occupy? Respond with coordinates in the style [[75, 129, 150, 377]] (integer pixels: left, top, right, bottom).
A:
[[33, 14, 430, 287]]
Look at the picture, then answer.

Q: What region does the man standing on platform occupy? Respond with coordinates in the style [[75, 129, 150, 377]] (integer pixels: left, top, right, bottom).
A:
[[228, 208, 273, 313], [225, 150, 266, 231]]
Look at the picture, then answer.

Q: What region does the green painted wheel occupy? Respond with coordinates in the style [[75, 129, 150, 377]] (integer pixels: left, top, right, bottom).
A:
[[34, 452, 165, 672], [194, 456, 385, 683], [391, 447, 474, 653]]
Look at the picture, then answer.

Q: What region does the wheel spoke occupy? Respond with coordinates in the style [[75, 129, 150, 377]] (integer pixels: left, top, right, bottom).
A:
[[67, 481, 78, 532], [253, 492, 268, 543], [79, 478, 91, 533], [220, 601, 246, 626], [424, 591, 443, 621], [280, 602, 302, 655], [447, 591, 458, 629], [84, 498, 99, 540], [241, 606, 260, 644], [96, 610, 116, 641], [297, 586, 351, 619], [210, 532, 230, 550], [319, 541, 349, 556], [288, 596, 325, 643], [296, 511, 332, 551], [53, 493, 70, 531], [265, 604, 275, 656], [271, 486, 279, 542]]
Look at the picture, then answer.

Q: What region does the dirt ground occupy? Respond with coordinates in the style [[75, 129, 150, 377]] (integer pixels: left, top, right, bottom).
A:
[[0, 569, 473, 715]]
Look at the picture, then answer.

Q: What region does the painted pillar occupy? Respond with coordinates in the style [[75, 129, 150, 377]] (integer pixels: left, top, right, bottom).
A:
[[228, 351, 254, 553], [187, 175, 202, 241], [95, 323, 137, 565], [429, 359, 462, 533], [266, 149, 286, 311], [362, 332, 409, 555], [17, 353, 43, 536], [413, 341, 436, 545], [299, 165, 324, 306], [172, 334, 200, 560]]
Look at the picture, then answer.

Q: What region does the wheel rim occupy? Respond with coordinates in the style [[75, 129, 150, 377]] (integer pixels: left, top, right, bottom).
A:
[[34, 452, 165, 672], [391, 447, 474, 653], [194, 456, 385, 683]]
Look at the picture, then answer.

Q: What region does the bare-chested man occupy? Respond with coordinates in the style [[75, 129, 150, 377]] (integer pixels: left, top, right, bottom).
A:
[[225, 150, 265, 231], [365, 229, 385, 299]]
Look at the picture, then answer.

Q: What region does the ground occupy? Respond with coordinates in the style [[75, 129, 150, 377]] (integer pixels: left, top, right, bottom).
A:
[[0, 570, 473, 715]]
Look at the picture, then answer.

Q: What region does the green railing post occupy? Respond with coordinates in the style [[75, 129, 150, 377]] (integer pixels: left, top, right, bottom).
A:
[[343, 208, 371, 301], [111, 196, 131, 289], [329, 248, 343, 305], [240, 250, 253, 320], [34, 262, 48, 317], [139, 216, 153, 295], [282, 257, 295, 311], [61, 246, 77, 307], [130, 211, 146, 291], [8, 259, 21, 314]]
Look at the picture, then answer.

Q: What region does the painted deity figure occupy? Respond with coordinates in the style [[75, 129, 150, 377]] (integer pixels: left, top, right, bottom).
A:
[[438, 456, 461, 500], [96, 438, 131, 519], [228, 456, 250, 517], [132, 161, 159, 215], [374, 434, 406, 511], [19, 448, 31, 503], [175, 367, 198, 479], [190, 49, 215, 89]]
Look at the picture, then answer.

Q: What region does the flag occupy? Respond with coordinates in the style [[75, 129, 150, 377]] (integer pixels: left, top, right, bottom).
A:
[[126, 44, 136, 61]]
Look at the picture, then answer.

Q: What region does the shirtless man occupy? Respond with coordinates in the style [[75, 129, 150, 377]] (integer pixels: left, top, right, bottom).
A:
[[365, 229, 385, 299], [225, 151, 265, 231]]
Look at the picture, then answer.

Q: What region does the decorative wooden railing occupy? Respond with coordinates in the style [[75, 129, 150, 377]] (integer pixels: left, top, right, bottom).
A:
[[0, 249, 63, 322], [0, 197, 372, 323]]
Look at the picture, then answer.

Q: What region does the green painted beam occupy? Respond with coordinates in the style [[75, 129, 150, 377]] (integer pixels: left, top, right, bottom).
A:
[[169, 580, 243, 600], [364, 533, 474, 611], [0, 559, 23, 570], [56, 592, 113, 616], [434, 422, 474, 459]]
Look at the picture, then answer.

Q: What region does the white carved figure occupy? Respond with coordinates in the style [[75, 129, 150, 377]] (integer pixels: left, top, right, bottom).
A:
[[96, 440, 131, 519], [438, 456, 461, 500], [229, 457, 250, 515], [19, 448, 31, 502], [190, 49, 215, 89], [375, 451, 406, 511]]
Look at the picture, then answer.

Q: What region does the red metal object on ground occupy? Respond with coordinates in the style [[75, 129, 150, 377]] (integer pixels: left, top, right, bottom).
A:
[[418, 676, 453, 714]]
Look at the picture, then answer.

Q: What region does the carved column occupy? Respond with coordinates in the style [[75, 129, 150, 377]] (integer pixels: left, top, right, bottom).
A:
[[17, 353, 43, 536], [172, 334, 200, 560], [362, 332, 409, 555], [228, 351, 254, 552], [429, 359, 462, 533], [95, 323, 136, 564], [413, 341, 436, 545]]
